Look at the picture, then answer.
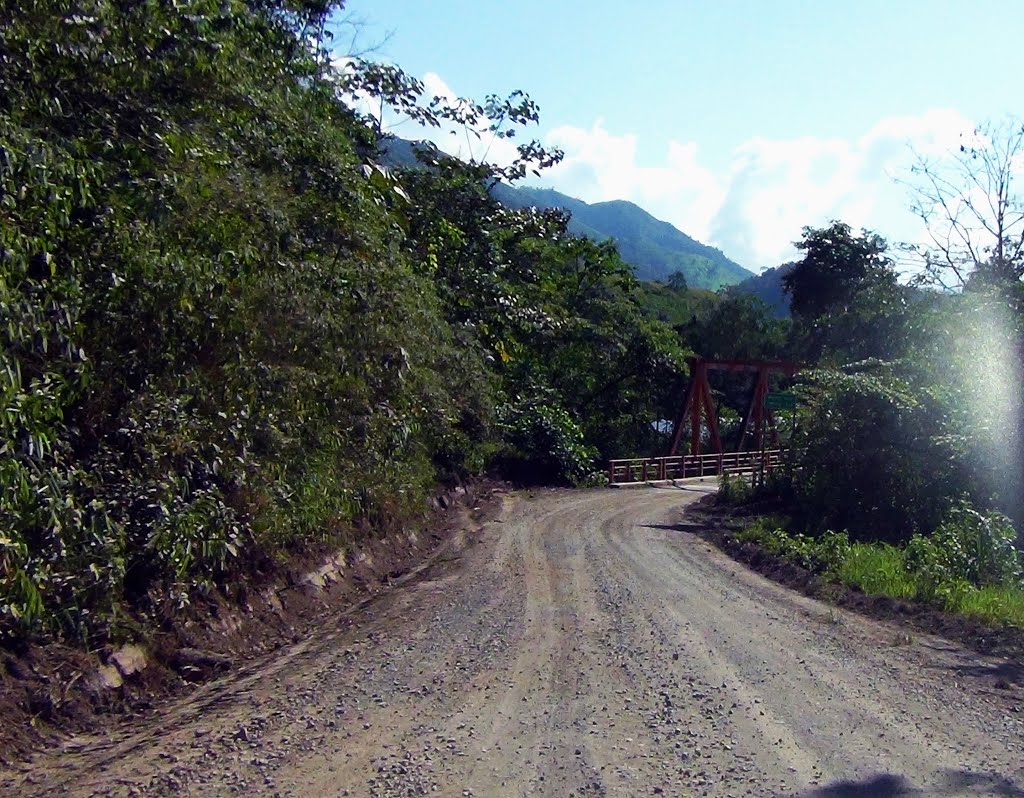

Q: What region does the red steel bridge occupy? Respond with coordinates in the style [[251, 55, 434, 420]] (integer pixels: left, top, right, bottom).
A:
[[608, 357, 799, 486]]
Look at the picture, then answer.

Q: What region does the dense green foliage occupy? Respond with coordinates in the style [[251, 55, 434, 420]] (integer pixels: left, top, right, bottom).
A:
[[490, 184, 753, 288], [777, 221, 1024, 542], [637, 279, 719, 328], [783, 222, 894, 320], [677, 293, 788, 362], [723, 202, 1024, 624], [0, 0, 686, 640], [724, 506, 1024, 627]]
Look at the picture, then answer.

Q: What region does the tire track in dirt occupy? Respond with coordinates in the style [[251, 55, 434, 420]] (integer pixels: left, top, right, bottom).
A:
[[4, 484, 1024, 797]]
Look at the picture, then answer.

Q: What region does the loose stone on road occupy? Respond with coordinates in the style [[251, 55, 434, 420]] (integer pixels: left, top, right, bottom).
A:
[[7, 483, 1024, 797]]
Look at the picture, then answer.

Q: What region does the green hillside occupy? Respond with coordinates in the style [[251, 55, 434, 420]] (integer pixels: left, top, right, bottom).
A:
[[491, 184, 753, 289], [638, 281, 721, 328], [728, 262, 795, 317]]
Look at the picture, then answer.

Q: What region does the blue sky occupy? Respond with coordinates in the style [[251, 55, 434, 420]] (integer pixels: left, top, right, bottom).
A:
[[335, 1, 1021, 271]]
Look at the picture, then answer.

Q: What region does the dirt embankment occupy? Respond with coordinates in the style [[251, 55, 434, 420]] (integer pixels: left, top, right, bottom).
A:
[[5, 482, 1023, 797], [0, 481, 503, 765]]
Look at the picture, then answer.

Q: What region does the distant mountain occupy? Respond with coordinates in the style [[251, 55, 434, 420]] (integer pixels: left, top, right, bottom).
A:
[[491, 184, 753, 290], [727, 262, 795, 317], [378, 138, 754, 290], [378, 137, 423, 169]]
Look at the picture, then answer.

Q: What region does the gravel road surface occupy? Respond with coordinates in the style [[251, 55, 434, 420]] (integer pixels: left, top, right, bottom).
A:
[[7, 484, 1024, 797]]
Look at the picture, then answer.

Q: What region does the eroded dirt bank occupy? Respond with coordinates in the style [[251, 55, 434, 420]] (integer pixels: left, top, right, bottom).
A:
[[4, 483, 1023, 797]]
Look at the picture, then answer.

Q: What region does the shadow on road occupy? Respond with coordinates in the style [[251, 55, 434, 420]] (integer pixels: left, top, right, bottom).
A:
[[791, 770, 1024, 797], [792, 774, 918, 797], [929, 659, 1024, 688], [646, 482, 718, 493], [640, 519, 718, 535]]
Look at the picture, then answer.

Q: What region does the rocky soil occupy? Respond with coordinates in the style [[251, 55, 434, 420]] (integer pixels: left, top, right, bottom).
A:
[[3, 482, 1023, 797]]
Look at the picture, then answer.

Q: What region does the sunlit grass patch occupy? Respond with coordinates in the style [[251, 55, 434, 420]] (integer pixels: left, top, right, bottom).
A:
[[952, 585, 1024, 627], [731, 498, 1024, 628], [835, 543, 916, 600]]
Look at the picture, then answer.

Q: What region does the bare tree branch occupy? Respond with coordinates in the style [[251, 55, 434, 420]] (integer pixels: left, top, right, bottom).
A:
[[903, 117, 1024, 288]]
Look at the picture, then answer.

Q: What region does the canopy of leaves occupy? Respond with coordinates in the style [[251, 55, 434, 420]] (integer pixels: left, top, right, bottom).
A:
[[784, 222, 896, 320], [782, 223, 908, 364], [777, 218, 1024, 544], [0, 1, 686, 641]]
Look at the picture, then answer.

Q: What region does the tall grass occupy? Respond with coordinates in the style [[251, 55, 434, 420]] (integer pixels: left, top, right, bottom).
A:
[[951, 585, 1024, 626], [836, 544, 917, 600], [732, 504, 1024, 628]]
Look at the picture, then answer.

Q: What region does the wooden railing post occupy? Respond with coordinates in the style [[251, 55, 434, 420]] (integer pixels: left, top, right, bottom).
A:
[[606, 449, 785, 486]]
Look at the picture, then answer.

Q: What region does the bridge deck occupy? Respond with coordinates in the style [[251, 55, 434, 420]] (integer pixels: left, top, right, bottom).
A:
[[607, 449, 784, 485]]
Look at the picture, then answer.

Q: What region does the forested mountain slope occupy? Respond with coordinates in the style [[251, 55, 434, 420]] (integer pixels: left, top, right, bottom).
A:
[[383, 139, 752, 289], [727, 262, 795, 317], [491, 183, 753, 289]]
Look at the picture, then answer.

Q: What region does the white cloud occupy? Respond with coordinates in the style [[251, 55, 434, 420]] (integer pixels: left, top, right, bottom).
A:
[[339, 62, 976, 272], [539, 122, 724, 245], [536, 108, 974, 271]]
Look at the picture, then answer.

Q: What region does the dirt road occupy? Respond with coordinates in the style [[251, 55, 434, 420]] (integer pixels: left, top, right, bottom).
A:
[[6, 484, 1024, 797]]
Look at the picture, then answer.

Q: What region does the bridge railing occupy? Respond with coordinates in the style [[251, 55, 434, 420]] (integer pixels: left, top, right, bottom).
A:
[[607, 449, 785, 485]]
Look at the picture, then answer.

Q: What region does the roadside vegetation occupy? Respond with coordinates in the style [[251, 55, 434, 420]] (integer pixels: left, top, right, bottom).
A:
[[3, 0, 1023, 656], [1, 1, 691, 643], [702, 122, 1024, 629], [719, 478, 1024, 627]]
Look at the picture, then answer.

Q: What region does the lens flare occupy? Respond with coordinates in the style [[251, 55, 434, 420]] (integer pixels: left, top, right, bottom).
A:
[[954, 297, 1024, 515]]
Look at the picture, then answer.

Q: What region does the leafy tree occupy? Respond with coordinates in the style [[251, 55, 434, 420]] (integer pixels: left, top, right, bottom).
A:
[[900, 290, 1024, 526], [2, 0, 491, 637], [680, 293, 788, 362], [784, 222, 896, 320], [789, 368, 962, 541], [5, 0, 661, 641], [775, 224, 1024, 540], [667, 270, 689, 292], [784, 223, 907, 363]]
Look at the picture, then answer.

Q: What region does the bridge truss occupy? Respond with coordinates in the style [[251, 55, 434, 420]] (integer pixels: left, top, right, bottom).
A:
[[667, 357, 799, 457]]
